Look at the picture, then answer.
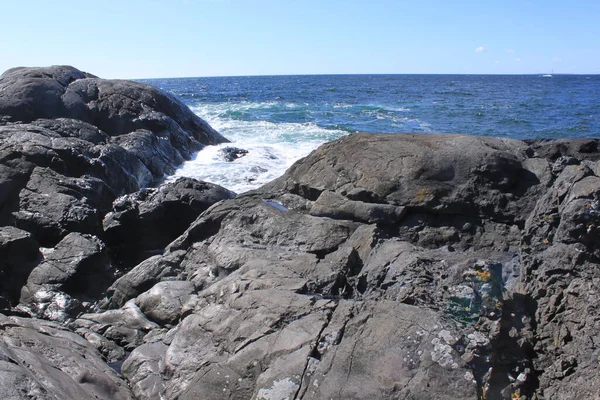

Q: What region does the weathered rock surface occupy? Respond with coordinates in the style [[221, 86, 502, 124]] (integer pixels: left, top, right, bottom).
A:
[[97, 133, 600, 400], [0, 66, 229, 243], [0, 313, 133, 399], [103, 177, 235, 267], [0, 65, 231, 321], [219, 146, 249, 162], [2, 66, 600, 399]]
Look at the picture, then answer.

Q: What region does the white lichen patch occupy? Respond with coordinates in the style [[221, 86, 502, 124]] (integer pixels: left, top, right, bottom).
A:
[[464, 370, 476, 383], [438, 329, 455, 345], [257, 377, 299, 400], [467, 331, 490, 347], [431, 331, 458, 369]]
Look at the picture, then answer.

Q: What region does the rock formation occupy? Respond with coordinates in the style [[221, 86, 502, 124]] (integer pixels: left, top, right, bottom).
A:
[[1, 66, 599, 400]]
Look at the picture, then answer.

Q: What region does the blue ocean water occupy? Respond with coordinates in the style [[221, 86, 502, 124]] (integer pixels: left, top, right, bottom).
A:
[[141, 74, 600, 192]]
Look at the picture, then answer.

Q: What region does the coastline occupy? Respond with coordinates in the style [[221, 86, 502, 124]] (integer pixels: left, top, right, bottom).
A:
[[0, 66, 599, 399]]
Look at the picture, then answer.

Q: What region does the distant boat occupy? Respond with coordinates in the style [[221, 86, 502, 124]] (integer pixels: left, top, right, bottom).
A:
[[542, 70, 554, 77]]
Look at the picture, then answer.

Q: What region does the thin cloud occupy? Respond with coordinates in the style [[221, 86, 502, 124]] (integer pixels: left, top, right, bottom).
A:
[[553, 57, 564, 62], [495, 60, 501, 64], [506, 49, 514, 53], [515, 58, 522, 62], [475, 46, 487, 53]]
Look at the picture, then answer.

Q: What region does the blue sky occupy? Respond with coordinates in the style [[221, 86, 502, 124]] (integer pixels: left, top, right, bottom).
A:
[[1, 0, 599, 78]]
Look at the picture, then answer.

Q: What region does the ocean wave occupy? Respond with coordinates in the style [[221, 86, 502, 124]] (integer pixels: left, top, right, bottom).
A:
[[170, 105, 349, 192]]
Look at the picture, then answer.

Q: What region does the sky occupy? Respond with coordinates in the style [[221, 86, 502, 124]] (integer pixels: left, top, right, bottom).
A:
[[1, 0, 599, 79]]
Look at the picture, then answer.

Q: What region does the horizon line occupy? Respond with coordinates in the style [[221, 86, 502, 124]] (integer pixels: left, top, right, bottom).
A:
[[133, 72, 600, 80]]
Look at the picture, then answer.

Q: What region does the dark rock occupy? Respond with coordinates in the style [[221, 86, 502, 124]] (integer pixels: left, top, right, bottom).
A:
[[103, 177, 235, 267], [0, 65, 228, 148], [0, 226, 40, 303], [102, 251, 187, 309], [20, 232, 114, 319], [102, 133, 600, 399], [3, 66, 600, 400], [219, 146, 248, 162], [309, 190, 406, 225], [265, 133, 540, 225], [74, 299, 160, 350], [14, 167, 110, 247], [0, 312, 133, 399], [136, 280, 195, 325]]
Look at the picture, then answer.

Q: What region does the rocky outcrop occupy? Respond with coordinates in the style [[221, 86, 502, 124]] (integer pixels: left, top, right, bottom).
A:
[[2, 66, 599, 399], [0, 313, 133, 399], [103, 177, 235, 268], [79, 133, 599, 399], [0, 66, 231, 312]]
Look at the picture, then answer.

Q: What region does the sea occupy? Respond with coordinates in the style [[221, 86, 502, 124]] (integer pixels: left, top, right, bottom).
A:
[[139, 74, 600, 193]]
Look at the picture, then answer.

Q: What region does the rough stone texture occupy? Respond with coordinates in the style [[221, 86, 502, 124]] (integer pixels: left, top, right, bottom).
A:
[[0, 66, 229, 243], [0, 65, 230, 322], [101, 133, 600, 400], [19, 232, 113, 321], [0, 313, 133, 399], [136, 280, 196, 326], [0, 227, 40, 305], [310, 189, 406, 224], [2, 65, 600, 399], [103, 177, 235, 268]]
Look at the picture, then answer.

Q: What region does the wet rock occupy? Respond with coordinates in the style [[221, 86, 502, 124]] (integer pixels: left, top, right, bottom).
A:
[[219, 146, 248, 162], [20, 232, 114, 319], [0, 226, 40, 303], [0, 312, 133, 399], [103, 177, 235, 268]]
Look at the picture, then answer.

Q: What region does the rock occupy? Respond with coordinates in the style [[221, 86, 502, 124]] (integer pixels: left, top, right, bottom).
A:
[[0, 312, 133, 399], [265, 133, 539, 224], [136, 281, 195, 326], [0, 65, 228, 148], [14, 167, 110, 247], [103, 250, 187, 309], [3, 67, 600, 399], [75, 299, 159, 350], [219, 146, 248, 162], [103, 177, 235, 268], [121, 341, 169, 399], [309, 189, 406, 224], [0, 227, 40, 303], [0, 65, 229, 254], [20, 232, 113, 319]]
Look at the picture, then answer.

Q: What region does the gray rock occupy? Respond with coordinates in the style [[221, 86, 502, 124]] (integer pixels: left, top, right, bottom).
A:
[[265, 133, 539, 224], [0, 312, 133, 399], [20, 232, 113, 319], [103, 177, 235, 268], [136, 281, 196, 326], [3, 72, 600, 400], [219, 146, 249, 162], [310, 189, 406, 224], [0, 227, 39, 304]]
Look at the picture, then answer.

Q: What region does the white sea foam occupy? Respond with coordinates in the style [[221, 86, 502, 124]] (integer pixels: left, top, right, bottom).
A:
[[169, 103, 347, 193]]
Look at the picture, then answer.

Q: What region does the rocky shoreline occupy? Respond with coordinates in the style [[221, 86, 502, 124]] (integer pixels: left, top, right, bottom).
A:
[[1, 66, 599, 399]]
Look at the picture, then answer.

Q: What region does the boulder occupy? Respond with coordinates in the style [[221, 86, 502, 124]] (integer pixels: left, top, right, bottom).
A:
[[0, 226, 40, 304], [20, 232, 114, 320], [0, 65, 228, 149], [136, 280, 196, 326], [0, 65, 229, 252], [0, 313, 133, 399], [219, 146, 248, 162], [103, 177, 235, 268], [265, 133, 541, 225]]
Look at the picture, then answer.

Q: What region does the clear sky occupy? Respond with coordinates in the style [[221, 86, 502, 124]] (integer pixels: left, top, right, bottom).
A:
[[1, 0, 599, 79]]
